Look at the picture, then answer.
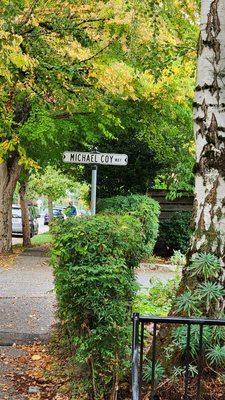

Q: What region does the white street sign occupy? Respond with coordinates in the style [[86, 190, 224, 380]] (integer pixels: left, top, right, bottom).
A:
[[63, 151, 128, 166]]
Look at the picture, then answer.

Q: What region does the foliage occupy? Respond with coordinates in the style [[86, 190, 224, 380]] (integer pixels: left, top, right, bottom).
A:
[[133, 275, 181, 316], [171, 364, 198, 380], [158, 211, 192, 255], [171, 254, 225, 371], [73, 129, 161, 197], [170, 250, 186, 266], [0, 1, 198, 174], [195, 282, 225, 313], [97, 194, 160, 255], [143, 360, 165, 384], [206, 345, 225, 366], [51, 214, 145, 398], [189, 253, 222, 280], [175, 291, 200, 317], [28, 166, 76, 202]]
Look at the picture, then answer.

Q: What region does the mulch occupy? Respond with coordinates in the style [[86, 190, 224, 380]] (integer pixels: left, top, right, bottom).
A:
[[141, 377, 225, 400]]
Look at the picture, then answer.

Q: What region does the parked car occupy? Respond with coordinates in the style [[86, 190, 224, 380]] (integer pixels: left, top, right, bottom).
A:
[[44, 208, 65, 225], [12, 205, 39, 237]]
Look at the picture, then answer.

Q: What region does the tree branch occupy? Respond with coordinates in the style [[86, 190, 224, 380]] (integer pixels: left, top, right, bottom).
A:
[[79, 37, 118, 63], [75, 17, 110, 28], [22, 0, 40, 25], [53, 111, 92, 120]]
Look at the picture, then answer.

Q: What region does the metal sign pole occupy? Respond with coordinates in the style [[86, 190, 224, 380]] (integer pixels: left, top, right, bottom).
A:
[[91, 165, 97, 215]]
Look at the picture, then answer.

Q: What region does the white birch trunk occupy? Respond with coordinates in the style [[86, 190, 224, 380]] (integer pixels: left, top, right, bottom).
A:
[[190, 0, 225, 267]]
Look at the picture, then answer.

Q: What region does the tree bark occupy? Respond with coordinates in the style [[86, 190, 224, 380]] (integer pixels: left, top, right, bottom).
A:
[[0, 158, 22, 254], [48, 197, 53, 222], [190, 0, 225, 266], [19, 173, 31, 247], [155, 0, 225, 359]]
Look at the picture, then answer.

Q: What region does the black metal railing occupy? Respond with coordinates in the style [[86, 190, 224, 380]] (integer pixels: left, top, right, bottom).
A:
[[131, 313, 225, 400]]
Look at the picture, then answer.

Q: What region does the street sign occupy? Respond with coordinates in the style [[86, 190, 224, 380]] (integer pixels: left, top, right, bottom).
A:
[[63, 150, 128, 215], [63, 151, 128, 166]]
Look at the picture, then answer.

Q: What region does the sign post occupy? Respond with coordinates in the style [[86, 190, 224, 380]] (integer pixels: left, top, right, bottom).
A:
[[91, 165, 97, 215], [63, 150, 128, 215]]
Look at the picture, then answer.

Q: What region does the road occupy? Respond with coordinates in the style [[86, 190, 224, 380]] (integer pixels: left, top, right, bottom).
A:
[[136, 264, 180, 293], [12, 217, 49, 246]]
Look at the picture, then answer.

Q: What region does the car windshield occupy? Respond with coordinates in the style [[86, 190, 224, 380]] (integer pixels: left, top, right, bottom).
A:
[[12, 208, 22, 218]]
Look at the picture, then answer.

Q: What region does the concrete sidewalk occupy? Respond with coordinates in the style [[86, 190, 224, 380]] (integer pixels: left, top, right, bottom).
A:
[[0, 247, 56, 345]]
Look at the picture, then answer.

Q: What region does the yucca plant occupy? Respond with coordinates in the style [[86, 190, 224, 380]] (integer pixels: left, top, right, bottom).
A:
[[189, 253, 221, 280]]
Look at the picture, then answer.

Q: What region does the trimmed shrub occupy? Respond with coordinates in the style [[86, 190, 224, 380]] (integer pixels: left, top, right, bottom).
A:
[[157, 211, 192, 256], [51, 214, 145, 399], [97, 194, 160, 255]]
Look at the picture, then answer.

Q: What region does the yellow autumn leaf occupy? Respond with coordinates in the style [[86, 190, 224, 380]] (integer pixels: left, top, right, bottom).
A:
[[31, 354, 42, 361]]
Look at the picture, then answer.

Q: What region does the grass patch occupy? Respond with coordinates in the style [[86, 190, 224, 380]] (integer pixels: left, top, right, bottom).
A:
[[31, 232, 53, 246]]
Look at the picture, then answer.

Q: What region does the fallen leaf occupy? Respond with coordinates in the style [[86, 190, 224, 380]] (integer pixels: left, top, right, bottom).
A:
[[31, 355, 41, 361]]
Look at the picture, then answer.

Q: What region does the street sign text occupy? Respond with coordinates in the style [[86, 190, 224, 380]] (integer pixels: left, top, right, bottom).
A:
[[63, 151, 128, 166]]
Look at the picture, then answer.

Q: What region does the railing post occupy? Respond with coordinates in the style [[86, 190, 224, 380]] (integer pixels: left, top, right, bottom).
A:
[[132, 313, 140, 400]]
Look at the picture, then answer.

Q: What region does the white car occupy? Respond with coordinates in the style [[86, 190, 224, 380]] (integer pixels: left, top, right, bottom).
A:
[[12, 205, 39, 237]]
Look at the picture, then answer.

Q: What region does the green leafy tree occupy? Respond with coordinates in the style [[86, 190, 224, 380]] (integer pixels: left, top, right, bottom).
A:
[[0, 0, 137, 252], [28, 166, 76, 220], [0, 0, 200, 253]]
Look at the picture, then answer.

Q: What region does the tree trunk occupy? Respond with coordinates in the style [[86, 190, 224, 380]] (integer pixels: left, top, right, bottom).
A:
[[48, 197, 53, 222], [190, 0, 225, 265], [0, 159, 22, 254], [156, 0, 225, 357], [19, 173, 31, 247]]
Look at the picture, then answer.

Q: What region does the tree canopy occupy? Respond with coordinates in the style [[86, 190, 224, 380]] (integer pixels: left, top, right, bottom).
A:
[[0, 0, 200, 252], [0, 0, 199, 185]]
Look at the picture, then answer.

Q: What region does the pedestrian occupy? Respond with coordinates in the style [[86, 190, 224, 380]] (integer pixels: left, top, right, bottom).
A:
[[65, 201, 77, 217]]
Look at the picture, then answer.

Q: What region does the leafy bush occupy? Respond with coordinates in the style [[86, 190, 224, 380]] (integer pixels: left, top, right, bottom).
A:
[[133, 274, 181, 316], [158, 211, 192, 255], [97, 194, 160, 255], [51, 214, 145, 399], [170, 250, 186, 266]]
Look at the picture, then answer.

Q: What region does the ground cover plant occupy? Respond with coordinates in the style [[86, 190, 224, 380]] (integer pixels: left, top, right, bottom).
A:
[[133, 275, 181, 317], [141, 253, 225, 399]]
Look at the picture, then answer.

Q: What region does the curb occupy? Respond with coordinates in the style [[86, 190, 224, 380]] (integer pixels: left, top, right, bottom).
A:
[[0, 331, 51, 346]]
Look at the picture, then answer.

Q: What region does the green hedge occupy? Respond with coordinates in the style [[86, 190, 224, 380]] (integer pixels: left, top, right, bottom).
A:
[[98, 194, 160, 255], [158, 211, 192, 255], [51, 214, 145, 399]]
